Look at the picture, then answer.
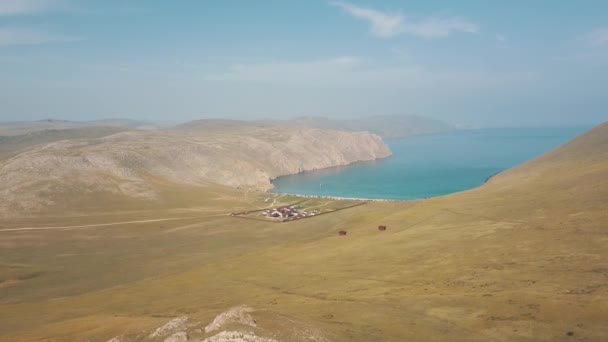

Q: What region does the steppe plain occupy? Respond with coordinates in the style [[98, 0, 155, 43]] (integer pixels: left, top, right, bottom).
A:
[[1, 121, 607, 341]]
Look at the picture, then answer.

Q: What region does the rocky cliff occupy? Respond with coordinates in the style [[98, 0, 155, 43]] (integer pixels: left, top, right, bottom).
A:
[[0, 126, 390, 215]]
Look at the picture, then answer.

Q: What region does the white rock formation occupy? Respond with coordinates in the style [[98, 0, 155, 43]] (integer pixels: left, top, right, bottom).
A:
[[205, 306, 257, 333], [202, 330, 277, 342], [150, 316, 189, 339], [164, 331, 189, 342]]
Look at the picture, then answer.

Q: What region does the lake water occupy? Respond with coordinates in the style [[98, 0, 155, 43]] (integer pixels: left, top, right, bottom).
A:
[[271, 127, 589, 200]]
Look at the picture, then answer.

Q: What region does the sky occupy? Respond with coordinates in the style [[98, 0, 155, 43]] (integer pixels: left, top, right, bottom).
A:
[[0, 0, 607, 127]]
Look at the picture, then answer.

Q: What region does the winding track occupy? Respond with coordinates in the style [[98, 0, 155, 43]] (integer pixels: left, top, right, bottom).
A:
[[0, 213, 230, 232]]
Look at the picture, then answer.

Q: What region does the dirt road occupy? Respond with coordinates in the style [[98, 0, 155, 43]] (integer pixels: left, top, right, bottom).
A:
[[0, 213, 229, 232]]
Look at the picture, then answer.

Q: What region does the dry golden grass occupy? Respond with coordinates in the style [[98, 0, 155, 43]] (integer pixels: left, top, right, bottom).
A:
[[0, 123, 607, 341]]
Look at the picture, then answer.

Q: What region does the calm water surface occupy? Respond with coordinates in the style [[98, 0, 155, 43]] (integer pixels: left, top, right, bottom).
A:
[[271, 127, 588, 200]]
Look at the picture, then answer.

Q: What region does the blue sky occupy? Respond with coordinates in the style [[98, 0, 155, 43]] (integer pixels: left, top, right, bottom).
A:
[[1, 0, 607, 126]]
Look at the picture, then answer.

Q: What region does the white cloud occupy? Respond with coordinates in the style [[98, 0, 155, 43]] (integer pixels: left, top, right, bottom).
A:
[[586, 27, 608, 47], [330, 1, 478, 39], [406, 17, 478, 38], [330, 1, 405, 37], [0, 0, 57, 16], [0, 27, 81, 46]]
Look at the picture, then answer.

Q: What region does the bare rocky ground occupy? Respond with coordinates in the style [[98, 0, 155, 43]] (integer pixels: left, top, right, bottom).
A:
[[0, 125, 389, 216], [106, 305, 328, 342]]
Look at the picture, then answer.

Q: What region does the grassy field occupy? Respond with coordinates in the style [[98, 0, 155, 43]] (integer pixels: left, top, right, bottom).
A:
[[1, 123, 607, 341]]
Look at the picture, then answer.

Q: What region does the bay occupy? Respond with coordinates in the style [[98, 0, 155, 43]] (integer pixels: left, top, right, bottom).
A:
[[271, 127, 589, 200]]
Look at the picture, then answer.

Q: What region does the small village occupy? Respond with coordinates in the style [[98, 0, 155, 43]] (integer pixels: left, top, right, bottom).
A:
[[261, 205, 320, 220], [230, 198, 369, 224], [231, 200, 388, 236]]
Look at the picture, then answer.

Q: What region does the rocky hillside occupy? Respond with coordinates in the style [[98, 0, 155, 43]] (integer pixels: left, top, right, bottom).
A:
[[0, 126, 129, 160], [0, 126, 390, 216]]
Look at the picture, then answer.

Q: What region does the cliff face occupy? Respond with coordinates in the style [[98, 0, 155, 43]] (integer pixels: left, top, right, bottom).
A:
[[0, 127, 390, 215]]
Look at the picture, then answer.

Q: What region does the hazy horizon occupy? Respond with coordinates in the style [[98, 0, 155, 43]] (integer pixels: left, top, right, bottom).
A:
[[0, 115, 597, 130], [1, 1, 607, 127]]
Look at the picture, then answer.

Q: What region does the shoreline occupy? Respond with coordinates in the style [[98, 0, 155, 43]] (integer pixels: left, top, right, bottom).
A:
[[270, 169, 508, 203], [483, 170, 504, 183], [267, 192, 409, 202], [266, 154, 397, 202], [268, 154, 393, 182]]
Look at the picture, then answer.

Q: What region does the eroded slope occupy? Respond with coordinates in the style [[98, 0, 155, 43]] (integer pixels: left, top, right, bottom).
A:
[[0, 127, 390, 216]]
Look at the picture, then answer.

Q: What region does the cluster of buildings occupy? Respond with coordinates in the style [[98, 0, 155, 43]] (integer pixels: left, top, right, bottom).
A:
[[262, 205, 319, 220]]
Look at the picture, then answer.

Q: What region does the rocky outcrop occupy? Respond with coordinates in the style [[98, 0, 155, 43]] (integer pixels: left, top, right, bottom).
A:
[[204, 306, 256, 333], [203, 331, 277, 342], [0, 126, 391, 216], [164, 331, 189, 342], [107, 304, 330, 342], [150, 316, 189, 339]]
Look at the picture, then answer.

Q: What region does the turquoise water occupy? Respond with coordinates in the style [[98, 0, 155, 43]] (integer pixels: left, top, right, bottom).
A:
[[271, 127, 589, 200]]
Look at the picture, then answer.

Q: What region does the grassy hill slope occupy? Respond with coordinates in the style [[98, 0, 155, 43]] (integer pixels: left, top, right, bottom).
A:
[[0, 123, 606, 341]]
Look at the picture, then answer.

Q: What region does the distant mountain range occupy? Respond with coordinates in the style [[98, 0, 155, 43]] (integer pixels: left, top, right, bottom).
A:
[[1, 115, 453, 139], [275, 115, 454, 138], [0, 118, 158, 136], [177, 115, 454, 138]]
